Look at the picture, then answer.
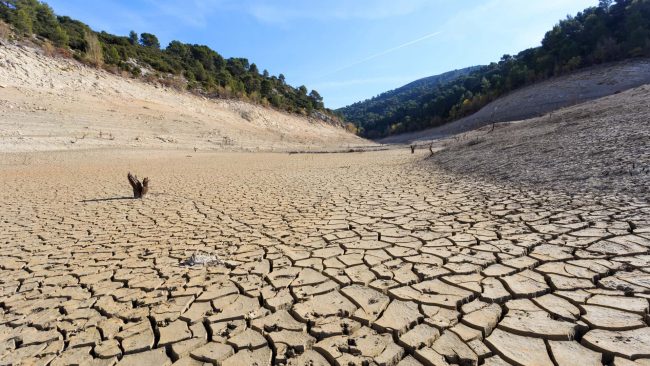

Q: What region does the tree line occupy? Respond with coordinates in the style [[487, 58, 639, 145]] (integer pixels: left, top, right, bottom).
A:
[[337, 67, 480, 136], [0, 0, 327, 116], [339, 0, 650, 138]]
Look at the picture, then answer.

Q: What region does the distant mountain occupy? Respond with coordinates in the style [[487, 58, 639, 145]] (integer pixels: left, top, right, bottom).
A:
[[379, 59, 650, 144], [340, 0, 650, 139], [337, 66, 481, 135]]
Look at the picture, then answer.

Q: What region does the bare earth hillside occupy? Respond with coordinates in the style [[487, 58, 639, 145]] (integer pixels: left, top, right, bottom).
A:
[[430, 84, 650, 197], [0, 43, 369, 153], [381, 59, 650, 144]]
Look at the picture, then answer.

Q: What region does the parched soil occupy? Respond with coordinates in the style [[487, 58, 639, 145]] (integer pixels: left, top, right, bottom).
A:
[[430, 84, 650, 196], [1, 148, 649, 365]]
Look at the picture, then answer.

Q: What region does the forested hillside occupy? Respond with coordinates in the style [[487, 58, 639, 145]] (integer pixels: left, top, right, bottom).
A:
[[0, 0, 328, 116], [337, 66, 480, 135], [341, 0, 650, 138]]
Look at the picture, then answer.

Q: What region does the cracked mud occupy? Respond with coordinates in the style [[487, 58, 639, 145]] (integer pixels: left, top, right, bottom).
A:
[[1, 150, 649, 366]]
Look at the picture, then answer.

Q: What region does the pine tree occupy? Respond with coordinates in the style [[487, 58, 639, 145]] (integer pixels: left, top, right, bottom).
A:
[[13, 8, 33, 34], [139, 32, 159, 49], [128, 30, 138, 45], [84, 30, 103, 66]]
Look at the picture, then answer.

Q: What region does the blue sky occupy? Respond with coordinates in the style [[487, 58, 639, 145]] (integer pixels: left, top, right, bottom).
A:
[[46, 0, 596, 108]]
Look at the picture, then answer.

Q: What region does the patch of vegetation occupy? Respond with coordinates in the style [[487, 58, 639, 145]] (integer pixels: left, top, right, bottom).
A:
[[339, 0, 650, 138], [337, 67, 481, 137], [0, 0, 330, 117]]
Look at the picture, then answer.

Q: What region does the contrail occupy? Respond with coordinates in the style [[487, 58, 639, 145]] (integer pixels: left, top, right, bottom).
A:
[[318, 31, 443, 78]]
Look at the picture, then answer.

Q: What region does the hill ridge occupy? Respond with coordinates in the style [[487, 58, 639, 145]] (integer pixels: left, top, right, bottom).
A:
[[0, 0, 331, 118], [0, 42, 368, 153], [337, 66, 480, 135], [340, 0, 650, 139], [379, 58, 650, 143]]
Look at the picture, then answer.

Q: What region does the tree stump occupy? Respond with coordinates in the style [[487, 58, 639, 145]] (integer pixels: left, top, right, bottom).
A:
[[127, 172, 149, 199]]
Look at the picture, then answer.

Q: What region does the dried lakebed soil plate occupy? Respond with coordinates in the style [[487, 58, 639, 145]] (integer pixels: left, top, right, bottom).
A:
[[0, 150, 649, 365]]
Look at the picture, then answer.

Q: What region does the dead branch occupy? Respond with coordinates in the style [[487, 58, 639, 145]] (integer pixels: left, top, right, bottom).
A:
[[127, 172, 149, 199]]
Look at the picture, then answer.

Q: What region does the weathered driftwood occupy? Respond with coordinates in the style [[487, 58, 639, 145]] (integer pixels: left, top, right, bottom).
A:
[[127, 172, 149, 199]]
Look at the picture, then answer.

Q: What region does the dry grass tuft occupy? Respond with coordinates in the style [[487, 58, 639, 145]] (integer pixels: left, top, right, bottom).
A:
[[55, 47, 73, 59], [84, 30, 103, 67], [158, 76, 186, 91], [0, 20, 12, 40], [42, 41, 55, 57]]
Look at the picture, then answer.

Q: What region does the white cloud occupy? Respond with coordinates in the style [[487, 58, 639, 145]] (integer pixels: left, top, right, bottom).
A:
[[141, 0, 232, 28], [317, 31, 442, 78], [129, 0, 431, 28], [312, 76, 416, 90], [439, 0, 595, 45], [248, 0, 431, 24]]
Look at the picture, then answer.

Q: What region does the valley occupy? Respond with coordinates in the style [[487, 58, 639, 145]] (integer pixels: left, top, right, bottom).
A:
[[1, 0, 650, 365]]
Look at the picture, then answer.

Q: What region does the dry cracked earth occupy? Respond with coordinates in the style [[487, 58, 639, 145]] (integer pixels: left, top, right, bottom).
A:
[[1, 149, 650, 366]]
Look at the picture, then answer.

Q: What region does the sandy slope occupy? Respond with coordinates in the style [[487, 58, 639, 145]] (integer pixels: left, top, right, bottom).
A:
[[381, 59, 650, 144], [429, 83, 650, 196], [0, 42, 369, 153]]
